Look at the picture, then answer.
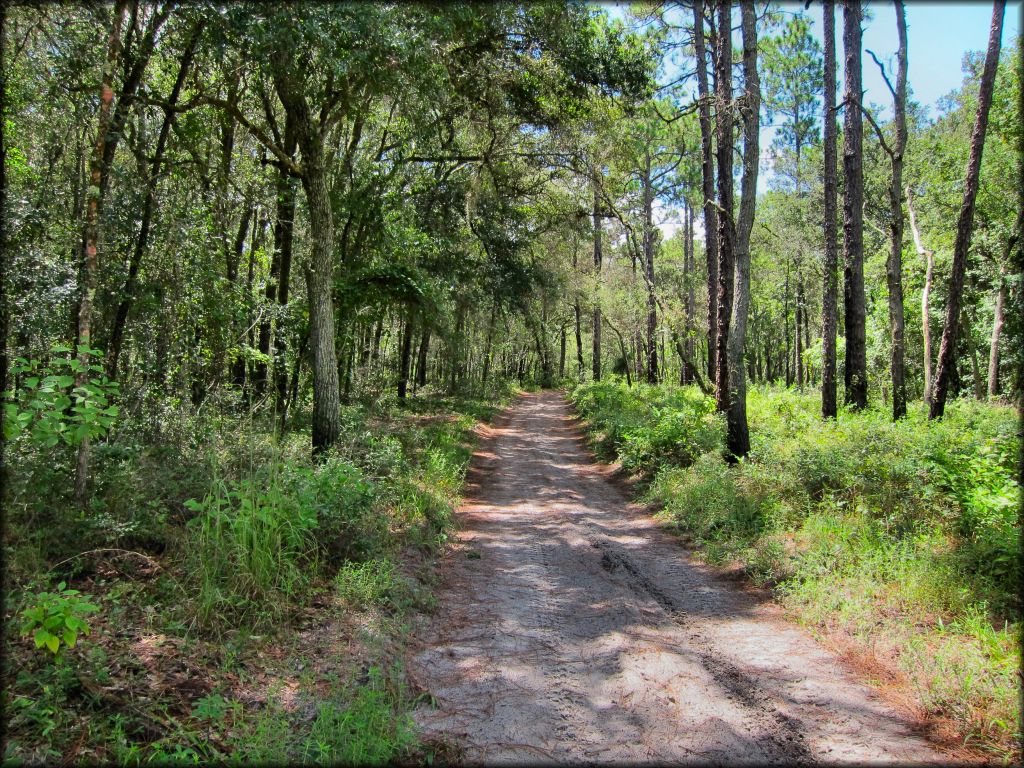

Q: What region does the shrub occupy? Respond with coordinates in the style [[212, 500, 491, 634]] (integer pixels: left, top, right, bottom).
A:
[[285, 458, 383, 564], [19, 583, 99, 656]]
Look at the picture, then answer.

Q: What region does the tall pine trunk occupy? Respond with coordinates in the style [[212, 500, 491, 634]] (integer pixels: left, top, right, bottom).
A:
[[930, 0, 1005, 418], [592, 181, 603, 381], [643, 156, 658, 384], [693, 0, 719, 386], [713, 0, 736, 416], [842, 1, 868, 410], [885, 1, 909, 419]]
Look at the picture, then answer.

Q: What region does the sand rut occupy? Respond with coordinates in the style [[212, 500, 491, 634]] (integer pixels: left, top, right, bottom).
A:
[[409, 391, 944, 765]]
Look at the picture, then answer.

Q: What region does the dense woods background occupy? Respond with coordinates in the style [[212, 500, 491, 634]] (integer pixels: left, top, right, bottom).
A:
[[1, 1, 1020, 764]]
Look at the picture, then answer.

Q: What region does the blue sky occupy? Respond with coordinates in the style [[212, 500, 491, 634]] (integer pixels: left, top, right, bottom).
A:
[[597, 1, 1022, 235]]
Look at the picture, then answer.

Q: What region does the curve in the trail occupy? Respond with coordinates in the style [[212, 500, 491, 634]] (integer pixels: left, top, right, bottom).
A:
[[409, 391, 945, 765]]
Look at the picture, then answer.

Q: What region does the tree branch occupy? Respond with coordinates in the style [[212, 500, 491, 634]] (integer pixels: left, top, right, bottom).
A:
[[202, 94, 303, 177], [865, 48, 898, 101], [860, 103, 894, 159]]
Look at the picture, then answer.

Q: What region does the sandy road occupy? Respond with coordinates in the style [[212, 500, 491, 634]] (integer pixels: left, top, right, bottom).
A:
[[409, 391, 946, 764]]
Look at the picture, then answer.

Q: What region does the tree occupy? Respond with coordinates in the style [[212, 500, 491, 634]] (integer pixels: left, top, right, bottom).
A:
[[75, 2, 129, 507], [842, 1, 868, 410], [723, 0, 760, 459], [930, 0, 1006, 419], [820, 0, 839, 418], [863, 3, 909, 419], [713, 0, 735, 415], [692, 0, 719, 386]]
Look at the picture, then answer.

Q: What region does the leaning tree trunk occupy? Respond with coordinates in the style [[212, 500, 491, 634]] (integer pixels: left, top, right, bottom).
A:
[[842, 1, 868, 410], [724, 0, 759, 460], [713, 0, 736, 415], [885, 1, 909, 419], [931, 0, 1004, 419], [75, 2, 127, 508], [693, 0, 719, 386]]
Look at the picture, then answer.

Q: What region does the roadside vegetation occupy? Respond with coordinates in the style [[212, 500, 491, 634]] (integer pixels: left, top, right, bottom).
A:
[[570, 379, 1021, 762], [4, 380, 513, 765]]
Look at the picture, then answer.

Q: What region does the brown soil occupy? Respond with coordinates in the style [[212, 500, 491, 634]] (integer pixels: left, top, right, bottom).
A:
[[409, 391, 952, 765]]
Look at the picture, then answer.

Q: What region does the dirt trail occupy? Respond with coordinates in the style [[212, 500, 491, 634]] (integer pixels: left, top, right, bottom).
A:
[[410, 391, 945, 764]]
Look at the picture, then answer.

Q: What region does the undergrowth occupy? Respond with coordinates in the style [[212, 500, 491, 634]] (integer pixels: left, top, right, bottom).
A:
[[3, 384, 512, 764], [570, 379, 1021, 762]]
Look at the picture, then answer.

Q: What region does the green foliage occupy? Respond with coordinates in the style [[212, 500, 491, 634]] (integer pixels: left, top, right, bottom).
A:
[[299, 667, 416, 765], [183, 474, 318, 630], [335, 559, 398, 609], [575, 384, 1021, 757], [283, 457, 383, 565], [18, 582, 100, 656], [570, 380, 724, 471], [5, 345, 119, 447]]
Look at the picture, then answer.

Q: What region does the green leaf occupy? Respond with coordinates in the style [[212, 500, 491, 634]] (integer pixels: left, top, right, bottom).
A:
[[45, 634, 60, 654], [63, 629, 78, 649], [33, 628, 53, 649]]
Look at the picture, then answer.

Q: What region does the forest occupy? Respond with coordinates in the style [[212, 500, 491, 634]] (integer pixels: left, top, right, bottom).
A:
[[1, 1, 1020, 764]]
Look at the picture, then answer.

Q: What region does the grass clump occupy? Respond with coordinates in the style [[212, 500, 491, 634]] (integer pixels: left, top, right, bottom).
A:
[[571, 379, 1021, 761]]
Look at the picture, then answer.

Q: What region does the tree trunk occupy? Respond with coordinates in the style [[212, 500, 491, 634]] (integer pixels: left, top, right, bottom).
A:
[[643, 156, 658, 384], [302, 160, 340, 452], [963, 310, 983, 400], [574, 299, 584, 377], [842, 1, 868, 410], [784, 258, 791, 386], [931, 0, 1005, 418], [724, 1, 759, 459], [482, 302, 497, 387], [885, 1, 909, 420], [416, 327, 431, 389], [906, 185, 934, 405], [988, 269, 1006, 396], [693, 0, 720, 386], [559, 324, 566, 380], [796, 271, 804, 389], [397, 311, 413, 400], [229, 202, 253, 391], [592, 180, 603, 382], [258, 119, 298, 402], [713, 0, 736, 415], [75, 2, 127, 508]]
